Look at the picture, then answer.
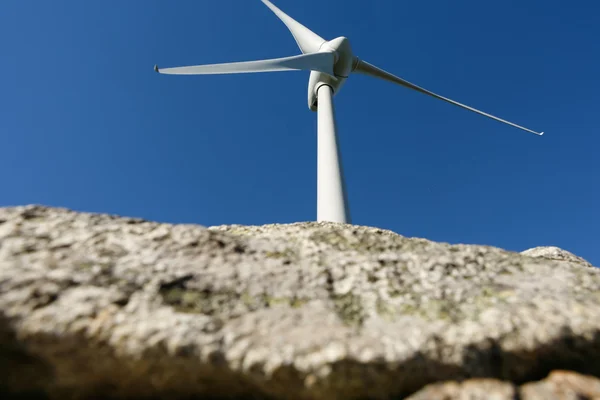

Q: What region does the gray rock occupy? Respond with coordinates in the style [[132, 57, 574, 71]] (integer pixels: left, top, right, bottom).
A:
[[405, 378, 516, 400], [406, 370, 600, 400], [520, 370, 600, 400], [521, 246, 594, 269], [1, 205, 599, 400]]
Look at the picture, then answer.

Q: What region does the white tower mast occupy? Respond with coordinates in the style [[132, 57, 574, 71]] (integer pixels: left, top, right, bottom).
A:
[[317, 84, 350, 223]]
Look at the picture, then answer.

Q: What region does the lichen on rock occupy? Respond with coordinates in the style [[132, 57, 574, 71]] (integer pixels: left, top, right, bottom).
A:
[[0, 205, 599, 400]]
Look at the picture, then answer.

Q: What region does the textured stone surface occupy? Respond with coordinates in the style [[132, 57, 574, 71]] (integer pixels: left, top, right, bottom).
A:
[[1, 205, 599, 399], [405, 378, 516, 400], [522, 246, 594, 269], [406, 370, 600, 400], [520, 370, 600, 400]]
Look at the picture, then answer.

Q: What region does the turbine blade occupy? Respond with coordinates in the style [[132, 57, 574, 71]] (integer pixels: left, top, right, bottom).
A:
[[354, 59, 544, 136], [155, 52, 335, 76], [261, 0, 326, 54]]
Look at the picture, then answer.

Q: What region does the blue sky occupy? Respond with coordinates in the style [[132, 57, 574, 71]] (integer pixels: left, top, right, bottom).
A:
[[1, 0, 598, 265]]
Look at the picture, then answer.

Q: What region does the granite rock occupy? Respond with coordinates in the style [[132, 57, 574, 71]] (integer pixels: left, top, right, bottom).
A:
[[407, 370, 600, 400], [0, 205, 599, 399], [522, 246, 594, 269]]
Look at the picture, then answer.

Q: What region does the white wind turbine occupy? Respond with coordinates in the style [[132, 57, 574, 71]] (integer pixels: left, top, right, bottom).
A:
[[155, 0, 543, 224]]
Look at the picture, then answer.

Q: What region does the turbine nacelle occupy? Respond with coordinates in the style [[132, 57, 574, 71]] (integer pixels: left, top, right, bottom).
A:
[[308, 36, 356, 111]]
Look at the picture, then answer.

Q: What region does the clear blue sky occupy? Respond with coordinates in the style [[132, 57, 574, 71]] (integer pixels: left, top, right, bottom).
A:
[[1, 0, 598, 265]]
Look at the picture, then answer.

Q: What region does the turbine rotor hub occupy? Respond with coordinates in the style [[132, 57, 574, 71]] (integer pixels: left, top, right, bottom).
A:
[[307, 37, 355, 111], [320, 37, 354, 78]]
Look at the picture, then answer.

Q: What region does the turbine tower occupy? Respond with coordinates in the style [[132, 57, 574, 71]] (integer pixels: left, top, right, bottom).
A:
[[155, 0, 543, 224]]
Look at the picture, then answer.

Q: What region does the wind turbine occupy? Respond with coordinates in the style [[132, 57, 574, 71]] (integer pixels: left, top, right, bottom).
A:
[[155, 0, 543, 224]]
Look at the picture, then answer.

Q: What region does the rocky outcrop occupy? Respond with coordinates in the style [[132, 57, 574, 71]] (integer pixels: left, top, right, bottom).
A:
[[406, 370, 600, 399], [520, 370, 600, 399], [0, 205, 599, 399], [522, 246, 594, 269]]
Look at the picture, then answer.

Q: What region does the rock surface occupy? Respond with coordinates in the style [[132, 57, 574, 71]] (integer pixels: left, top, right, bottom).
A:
[[406, 370, 600, 400], [0, 205, 599, 400], [405, 377, 517, 400], [520, 370, 600, 399], [521, 246, 594, 269]]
